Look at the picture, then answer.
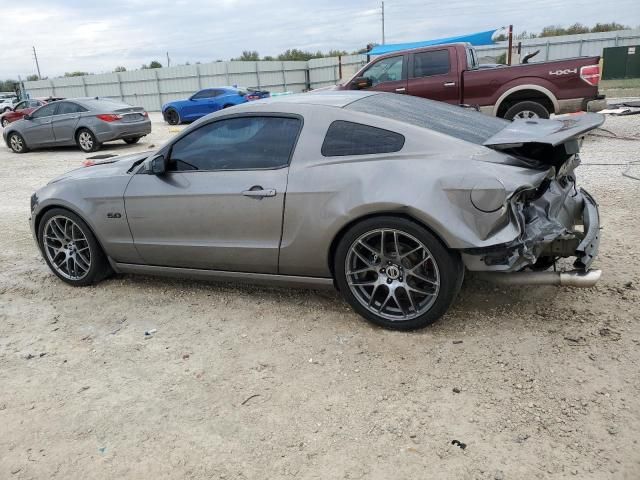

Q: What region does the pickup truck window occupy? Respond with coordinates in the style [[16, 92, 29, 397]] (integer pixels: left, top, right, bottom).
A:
[[362, 56, 404, 86], [412, 50, 450, 78], [466, 48, 478, 70]]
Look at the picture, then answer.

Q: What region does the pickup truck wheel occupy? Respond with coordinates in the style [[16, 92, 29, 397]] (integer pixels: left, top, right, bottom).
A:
[[504, 101, 550, 120]]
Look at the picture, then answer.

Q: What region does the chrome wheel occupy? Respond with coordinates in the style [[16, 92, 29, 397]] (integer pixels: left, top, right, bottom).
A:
[[42, 215, 92, 281], [513, 110, 539, 119], [9, 133, 24, 152], [345, 229, 440, 321], [78, 131, 94, 151], [1, 118, 9, 128]]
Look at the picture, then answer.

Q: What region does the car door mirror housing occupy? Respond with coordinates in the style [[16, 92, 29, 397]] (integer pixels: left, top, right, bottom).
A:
[[352, 77, 372, 89], [23, 114, 31, 120], [150, 154, 168, 175]]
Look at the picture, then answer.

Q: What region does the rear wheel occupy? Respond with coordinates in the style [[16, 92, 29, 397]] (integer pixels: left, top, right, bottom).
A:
[[503, 100, 550, 120], [8, 132, 28, 153], [37, 208, 111, 286], [1, 118, 9, 128], [165, 108, 180, 125], [334, 216, 463, 330], [76, 128, 100, 152], [123, 137, 141, 144]]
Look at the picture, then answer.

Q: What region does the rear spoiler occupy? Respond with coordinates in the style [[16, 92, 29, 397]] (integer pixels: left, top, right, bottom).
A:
[[483, 113, 605, 148]]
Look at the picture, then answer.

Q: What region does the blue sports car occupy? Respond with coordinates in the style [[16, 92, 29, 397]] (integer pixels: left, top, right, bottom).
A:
[[161, 86, 269, 125]]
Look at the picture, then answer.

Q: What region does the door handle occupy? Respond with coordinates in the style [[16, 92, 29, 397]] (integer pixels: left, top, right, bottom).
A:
[[443, 82, 456, 87], [242, 186, 276, 198], [395, 87, 406, 93]]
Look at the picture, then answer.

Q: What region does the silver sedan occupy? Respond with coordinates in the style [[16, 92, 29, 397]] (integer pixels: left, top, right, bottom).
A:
[[29, 91, 602, 330], [3, 98, 151, 153]]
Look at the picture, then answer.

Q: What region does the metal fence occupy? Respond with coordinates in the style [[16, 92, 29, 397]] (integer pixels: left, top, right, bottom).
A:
[[475, 28, 640, 64], [23, 61, 309, 112], [23, 29, 640, 111]]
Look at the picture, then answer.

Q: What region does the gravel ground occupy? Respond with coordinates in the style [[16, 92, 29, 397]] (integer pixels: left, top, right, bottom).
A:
[[1, 111, 639, 480]]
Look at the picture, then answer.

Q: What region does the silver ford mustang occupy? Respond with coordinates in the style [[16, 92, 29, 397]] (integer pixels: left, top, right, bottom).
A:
[[29, 91, 602, 330]]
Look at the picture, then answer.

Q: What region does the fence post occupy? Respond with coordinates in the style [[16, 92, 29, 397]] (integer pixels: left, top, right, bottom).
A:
[[81, 76, 88, 96], [255, 62, 261, 89], [50, 79, 56, 97], [225, 62, 230, 85], [154, 69, 161, 111], [545, 41, 550, 61], [579, 39, 583, 56], [117, 73, 124, 101], [196, 64, 202, 89], [281, 61, 287, 92]]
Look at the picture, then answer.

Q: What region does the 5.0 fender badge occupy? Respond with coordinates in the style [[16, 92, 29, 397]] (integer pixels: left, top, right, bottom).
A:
[[106, 212, 122, 219]]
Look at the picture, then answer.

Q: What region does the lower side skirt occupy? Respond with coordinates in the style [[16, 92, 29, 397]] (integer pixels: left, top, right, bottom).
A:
[[110, 260, 335, 290]]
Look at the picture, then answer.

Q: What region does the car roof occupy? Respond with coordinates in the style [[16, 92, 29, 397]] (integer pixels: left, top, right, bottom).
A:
[[247, 90, 381, 108]]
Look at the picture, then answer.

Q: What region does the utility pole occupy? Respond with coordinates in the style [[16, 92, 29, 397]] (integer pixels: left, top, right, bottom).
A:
[[381, 1, 386, 45], [32, 46, 42, 79], [166, 51, 170, 68]]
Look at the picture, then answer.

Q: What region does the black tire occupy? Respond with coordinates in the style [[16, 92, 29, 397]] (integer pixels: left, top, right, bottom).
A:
[[503, 100, 550, 120], [76, 128, 101, 153], [2, 107, 10, 113], [37, 208, 112, 286], [165, 108, 180, 125], [1, 118, 9, 128], [8, 131, 29, 153], [334, 216, 464, 330], [123, 137, 141, 144]]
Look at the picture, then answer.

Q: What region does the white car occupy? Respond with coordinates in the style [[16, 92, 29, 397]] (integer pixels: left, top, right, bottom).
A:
[[0, 97, 17, 113]]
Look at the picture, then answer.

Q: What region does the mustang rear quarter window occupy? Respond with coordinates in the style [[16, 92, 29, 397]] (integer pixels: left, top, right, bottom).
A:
[[321, 120, 405, 157], [347, 94, 508, 145]]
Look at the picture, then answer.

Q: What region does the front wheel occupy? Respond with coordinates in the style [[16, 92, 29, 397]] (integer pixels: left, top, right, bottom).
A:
[[334, 217, 463, 330], [8, 132, 28, 153], [164, 108, 180, 125], [76, 128, 101, 152], [503, 100, 550, 120], [1, 118, 9, 128], [37, 208, 112, 286]]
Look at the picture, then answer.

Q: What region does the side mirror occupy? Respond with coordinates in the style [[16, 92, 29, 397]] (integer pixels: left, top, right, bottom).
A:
[[23, 114, 31, 121], [351, 76, 373, 90], [150, 154, 168, 175]]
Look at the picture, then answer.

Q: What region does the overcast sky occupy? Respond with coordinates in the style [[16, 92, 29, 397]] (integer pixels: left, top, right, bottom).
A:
[[1, 0, 639, 79]]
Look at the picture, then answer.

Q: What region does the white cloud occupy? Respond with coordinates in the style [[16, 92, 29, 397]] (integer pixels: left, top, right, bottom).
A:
[[0, 0, 638, 79]]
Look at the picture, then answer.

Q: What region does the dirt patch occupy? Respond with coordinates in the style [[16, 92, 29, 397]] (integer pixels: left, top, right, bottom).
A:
[[1, 113, 639, 479]]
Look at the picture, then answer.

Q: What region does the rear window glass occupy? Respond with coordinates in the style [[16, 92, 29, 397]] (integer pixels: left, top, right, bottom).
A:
[[321, 121, 405, 157], [412, 50, 450, 77], [346, 94, 508, 145]]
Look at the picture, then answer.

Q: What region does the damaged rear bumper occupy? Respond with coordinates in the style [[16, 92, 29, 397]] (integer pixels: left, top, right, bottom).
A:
[[461, 180, 600, 273]]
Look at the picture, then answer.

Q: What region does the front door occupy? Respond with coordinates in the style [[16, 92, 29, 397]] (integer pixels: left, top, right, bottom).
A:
[[21, 102, 56, 146], [406, 47, 460, 104], [355, 54, 407, 95], [124, 115, 302, 273]]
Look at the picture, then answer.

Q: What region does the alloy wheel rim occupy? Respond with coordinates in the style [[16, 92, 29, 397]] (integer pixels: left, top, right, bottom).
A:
[[514, 110, 539, 119], [345, 229, 440, 321], [43, 216, 92, 280], [79, 132, 93, 150], [10, 135, 23, 152]]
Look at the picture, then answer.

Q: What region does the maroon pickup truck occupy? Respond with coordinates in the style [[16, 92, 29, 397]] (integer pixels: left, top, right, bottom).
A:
[[337, 43, 606, 119]]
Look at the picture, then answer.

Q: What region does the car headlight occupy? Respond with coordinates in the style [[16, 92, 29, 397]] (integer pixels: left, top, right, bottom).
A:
[[470, 178, 506, 213]]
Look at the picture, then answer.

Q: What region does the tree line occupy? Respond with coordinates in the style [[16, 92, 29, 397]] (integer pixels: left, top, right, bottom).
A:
[[495, 22, 630, 41]]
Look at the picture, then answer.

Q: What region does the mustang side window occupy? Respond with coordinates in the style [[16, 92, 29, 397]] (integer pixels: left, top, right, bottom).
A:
[[321, 121, 405, 157], [169, 116, 301, 171]]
